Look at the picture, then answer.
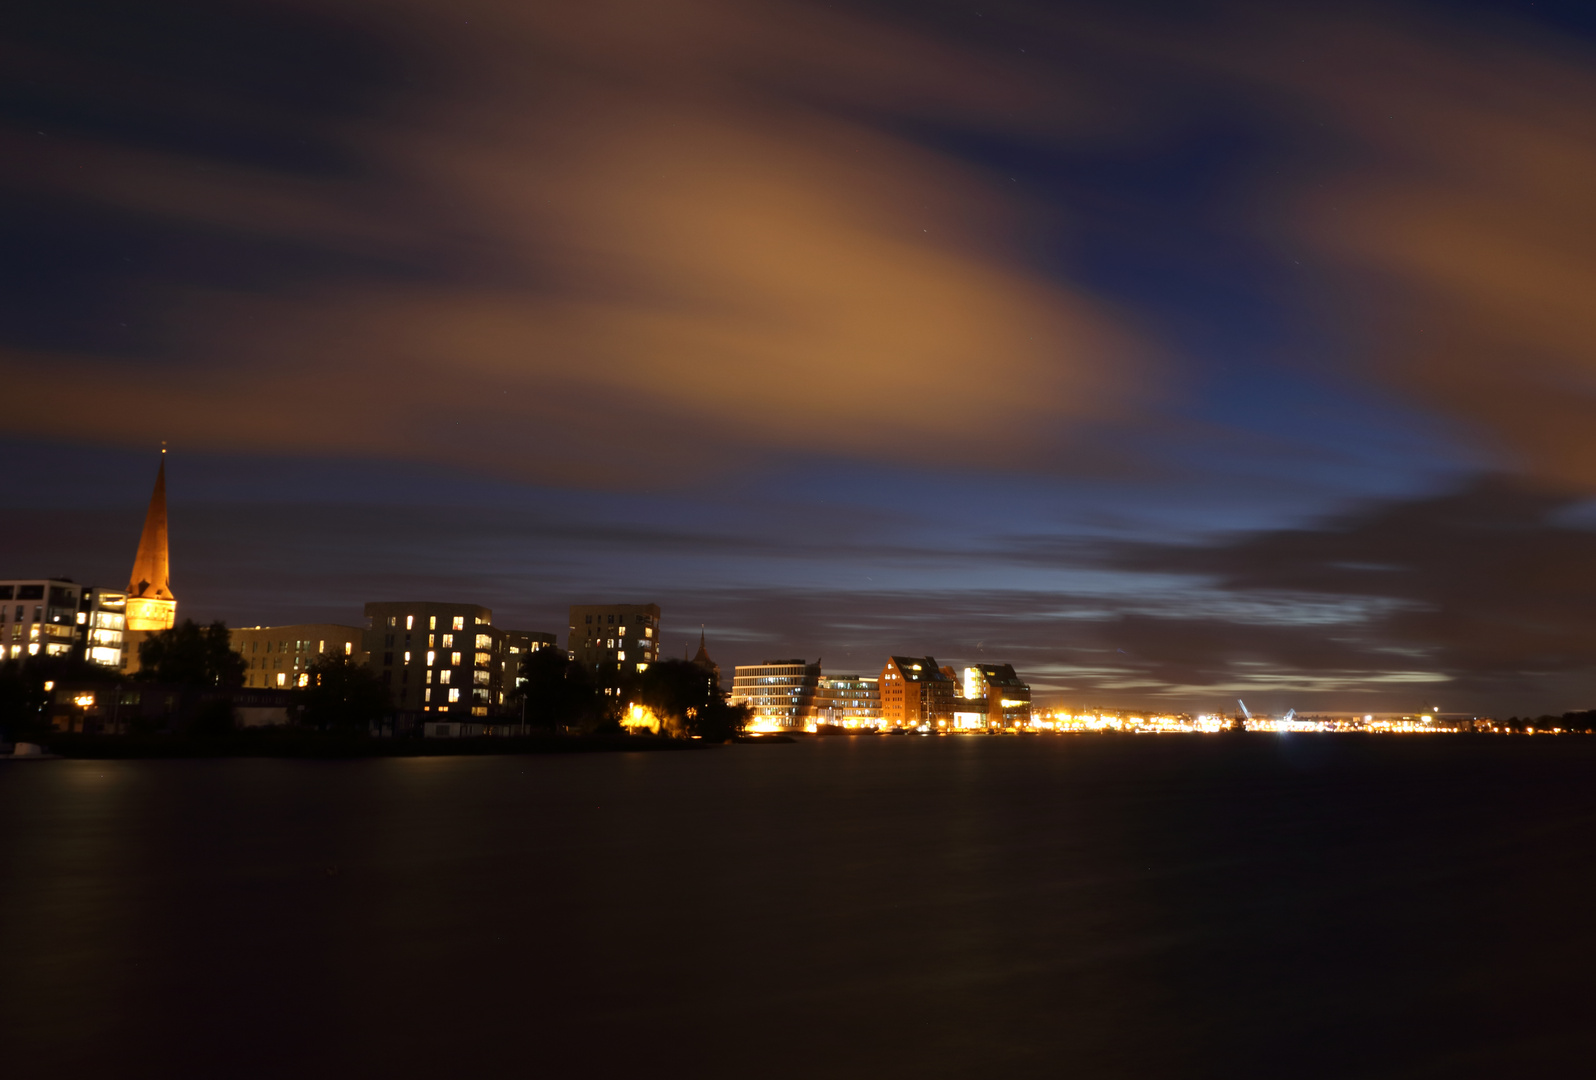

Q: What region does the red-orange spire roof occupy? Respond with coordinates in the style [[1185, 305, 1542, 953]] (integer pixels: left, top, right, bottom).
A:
[[126, 453, 177, 630]]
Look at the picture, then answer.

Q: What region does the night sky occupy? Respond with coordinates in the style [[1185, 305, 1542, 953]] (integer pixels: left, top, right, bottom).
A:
[[6, 0, 1596, 715]]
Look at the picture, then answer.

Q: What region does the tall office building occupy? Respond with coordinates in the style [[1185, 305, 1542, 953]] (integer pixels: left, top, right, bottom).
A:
[[0, 579, 127, 668], [233, 624, 366, 688], [730, 659, 822, 731], [879, 656, 957, 729], [567, 603, 661, 694]]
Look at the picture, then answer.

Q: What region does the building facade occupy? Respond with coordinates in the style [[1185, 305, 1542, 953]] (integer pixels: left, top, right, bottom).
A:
[[0, 579, 127, 668], [730, 659, 823, 731], [879, 656, 957, 729], [813, 675, 882, 729], [362, 602, 555, 717], [232, 624, 366, 689], [567, 603, 661, 695], [961, 664, 1032, 728]]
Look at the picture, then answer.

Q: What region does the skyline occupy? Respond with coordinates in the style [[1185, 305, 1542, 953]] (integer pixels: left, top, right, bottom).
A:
[[8, 0, 1596, 714]]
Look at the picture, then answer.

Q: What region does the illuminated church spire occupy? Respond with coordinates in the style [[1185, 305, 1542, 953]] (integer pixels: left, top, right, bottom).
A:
[[126, 448, 177, 632]]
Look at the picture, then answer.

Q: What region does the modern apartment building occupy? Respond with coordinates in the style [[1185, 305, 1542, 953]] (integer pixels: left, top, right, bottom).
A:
[[813, 674, 882, 729], [364, 601, 493, 716], [879, 656, 957, 729], [232, 624, 366, 689], [961, 663, 1032, 728], [362, 602, 555, 716], [567, 603, 661, 695], [0, 579, 127, 668], [730, 659, 823, 731]]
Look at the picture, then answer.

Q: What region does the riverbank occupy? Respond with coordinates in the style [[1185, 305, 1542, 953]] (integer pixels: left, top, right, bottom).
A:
[[25, 730, 707, 759]]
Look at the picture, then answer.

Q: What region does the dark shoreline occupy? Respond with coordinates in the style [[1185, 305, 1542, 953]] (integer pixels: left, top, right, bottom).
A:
[[29, 731, 708, 759]]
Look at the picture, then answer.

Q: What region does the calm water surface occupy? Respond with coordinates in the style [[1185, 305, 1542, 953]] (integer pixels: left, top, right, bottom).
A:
[[3, 736, 1595, 1079]]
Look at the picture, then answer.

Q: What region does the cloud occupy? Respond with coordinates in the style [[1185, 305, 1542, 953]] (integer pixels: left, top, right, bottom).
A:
[[1236, 8, 1596, 492], [0, 0, 1153, 484]]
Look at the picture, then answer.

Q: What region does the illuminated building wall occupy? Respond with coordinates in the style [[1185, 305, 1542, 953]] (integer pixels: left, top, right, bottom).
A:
[[962, 663, 1032, 728], [0, 579, 126, 668], [813, 675, 881, 728], [233, 624, 366, 689], [879, 656, 957, 729], [730, 660, 823, 730], [567, 603, 661, 695]]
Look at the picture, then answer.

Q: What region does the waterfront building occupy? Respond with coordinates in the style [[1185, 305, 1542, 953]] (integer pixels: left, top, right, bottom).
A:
[[0, 579, 127, 668], [961, 663, 1032, 728], [364, 601, 492, 716], [731, 659, 822, 731], [362, 602, 555, 716], [567, 603, 661, 694], [813, 674, 881, 729], [879, 656, 957, 729], [232, 624, 366, 689]]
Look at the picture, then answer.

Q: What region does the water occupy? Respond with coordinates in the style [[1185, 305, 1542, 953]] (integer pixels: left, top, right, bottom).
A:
[[3, 736, 1595, 1079]]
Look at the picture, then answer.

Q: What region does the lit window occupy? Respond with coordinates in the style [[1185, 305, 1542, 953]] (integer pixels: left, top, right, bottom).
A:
[[618, 626, 627, 637], [388, 616, 397, 628], [406, 615, 414, 630], [637, 663, 648, 673], [344, 642, 352, 655], [607, 638, 614, 649], [448, 688, 460, 702], [618, 651, 626, 661], [298, 673, 309, 687], [426, 650, 436, 666], [442, 634, 453, 648], [404, 651, 412, 664], [425, 688, 432, 702], [452, 617, 464, 631], [76, 611, 86, 624], [428, 634, 435, 647], [430, 616, 437, 630], [450, 652, 461, 666], [645, 627, 653, 638], [276, 673, 285, 686], [426, 669, 433, 684], [439, 670, 450, 684]]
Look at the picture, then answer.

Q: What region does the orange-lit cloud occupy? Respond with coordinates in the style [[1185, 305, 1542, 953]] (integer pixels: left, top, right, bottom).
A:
[[1244, 11, 1596, 492], [0, 0, 1151, 484]]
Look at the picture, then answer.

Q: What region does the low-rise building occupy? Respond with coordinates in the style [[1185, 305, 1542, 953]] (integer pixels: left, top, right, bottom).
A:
[[880, 656, 957, 729], [813, 675, 882, 729], [0, 579, 128, 669], [731, 659, 823, 731], [232, 624, 365, 689], [567, 603, 661, 696]]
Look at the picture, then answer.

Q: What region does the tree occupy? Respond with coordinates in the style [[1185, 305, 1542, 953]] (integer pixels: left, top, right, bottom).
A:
[[137, 620, 247, 687], [300, 653, 391, 733], [629, 659, 749, 741], [515, 648, 605, 731]]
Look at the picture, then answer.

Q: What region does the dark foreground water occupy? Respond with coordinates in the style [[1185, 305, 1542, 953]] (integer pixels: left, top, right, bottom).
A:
[[3, 736, 1596, 1079]]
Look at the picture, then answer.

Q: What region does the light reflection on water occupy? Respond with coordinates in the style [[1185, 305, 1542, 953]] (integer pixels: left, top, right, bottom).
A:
[[3, 737, 1596, 1079]]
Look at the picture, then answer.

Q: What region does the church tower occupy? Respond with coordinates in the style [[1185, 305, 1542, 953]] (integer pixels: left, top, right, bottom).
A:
[[126, 451, 177, 632]]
